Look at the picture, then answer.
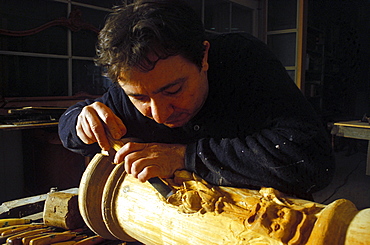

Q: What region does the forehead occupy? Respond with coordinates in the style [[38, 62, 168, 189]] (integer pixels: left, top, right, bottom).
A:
[[119, 55, 197, 89]]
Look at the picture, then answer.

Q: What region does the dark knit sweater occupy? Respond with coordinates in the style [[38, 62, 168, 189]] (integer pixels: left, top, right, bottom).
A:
[[58, 33, 334, 198]]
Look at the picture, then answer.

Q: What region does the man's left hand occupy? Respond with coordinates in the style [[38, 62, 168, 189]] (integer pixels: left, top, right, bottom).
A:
[[113, 142, 186, 182]]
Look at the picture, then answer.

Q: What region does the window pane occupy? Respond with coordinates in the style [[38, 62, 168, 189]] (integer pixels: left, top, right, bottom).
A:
[[72, 60, 111, 95], [267, 33, 296, 67], [0, 0, 67, 55], [72, 30, 98, 57], [231, 3, 253, 33], [204, 0, 230, 33], [267, 0, 297, 31], [0, 55, 68, 97]]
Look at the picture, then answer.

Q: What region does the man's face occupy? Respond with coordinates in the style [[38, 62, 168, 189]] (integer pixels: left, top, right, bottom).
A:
[[118, 44, 209, 128]]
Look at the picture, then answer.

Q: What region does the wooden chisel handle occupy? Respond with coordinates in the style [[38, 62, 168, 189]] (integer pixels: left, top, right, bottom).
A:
[[0, 219, 32, 227], [22, 231, 56, 245], [2, 224, 46, 236], [0, 225, 24, 234], [29, 231, 77, 245]]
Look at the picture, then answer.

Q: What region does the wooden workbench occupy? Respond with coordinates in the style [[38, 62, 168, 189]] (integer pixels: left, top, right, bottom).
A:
[[331, 120, 370, 175]]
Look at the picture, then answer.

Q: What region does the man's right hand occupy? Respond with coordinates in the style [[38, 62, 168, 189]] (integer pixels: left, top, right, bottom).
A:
[[76, 102, 127, 151]]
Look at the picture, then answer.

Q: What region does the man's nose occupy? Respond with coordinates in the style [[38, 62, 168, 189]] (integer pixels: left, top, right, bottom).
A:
[[150, 99, 173, 124]]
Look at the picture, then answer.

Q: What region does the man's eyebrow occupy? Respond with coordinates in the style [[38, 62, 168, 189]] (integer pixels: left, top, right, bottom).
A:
[[126, 92, 145, 97], [124, 77, 187, 97], [153, 77, 187, 95]]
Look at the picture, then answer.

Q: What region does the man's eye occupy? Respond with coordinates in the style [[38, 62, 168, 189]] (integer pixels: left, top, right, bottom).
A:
[[164, 86, 182, 95], [132, 95, 149, 102]]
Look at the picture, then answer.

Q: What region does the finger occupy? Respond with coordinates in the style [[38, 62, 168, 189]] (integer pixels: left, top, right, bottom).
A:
[[76, 106, 101, 143], [122, 144, 150, 175], [93, 103, 126, 139], [130, 157, 160, 180], [123, 150, 147, 175], [76, 115, 97, 144], [137, 166, 160, 183], [124, 154, 133, 174], [85, 113, 110, 151], [114, 142, 147, 164]]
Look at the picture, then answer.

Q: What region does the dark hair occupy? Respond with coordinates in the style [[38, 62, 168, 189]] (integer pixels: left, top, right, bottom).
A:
[[95, 0, 206, 82]]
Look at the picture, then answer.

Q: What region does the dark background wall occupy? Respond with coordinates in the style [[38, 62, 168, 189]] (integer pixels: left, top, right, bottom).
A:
[[308, 0, 370, 122]]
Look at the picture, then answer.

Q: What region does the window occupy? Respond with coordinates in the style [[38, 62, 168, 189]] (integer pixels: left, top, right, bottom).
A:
[[266, 0, 306, 87], [185, 0, 259, 35], [0, 0, 261, 98], [0, 0, 120, 97]]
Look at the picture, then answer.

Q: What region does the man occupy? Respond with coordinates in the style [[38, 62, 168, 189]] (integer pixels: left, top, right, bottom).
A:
[[59, 0, 334, 199]]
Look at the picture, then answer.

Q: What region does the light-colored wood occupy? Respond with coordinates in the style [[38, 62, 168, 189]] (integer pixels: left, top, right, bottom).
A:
[[43, 192, 84, 230], [0, 188, 78, 219], [345, 208, 370, 245], [102, 159, 134, 241], [79, 160, 370, 245], [78, 152, 117, 240]]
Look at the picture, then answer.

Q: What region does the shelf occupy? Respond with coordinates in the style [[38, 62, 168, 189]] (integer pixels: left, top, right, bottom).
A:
[[0, 122, 58, 131]]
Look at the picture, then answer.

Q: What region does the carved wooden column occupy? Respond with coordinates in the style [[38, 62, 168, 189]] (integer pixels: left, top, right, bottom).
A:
[[79, 152, 370, 245]]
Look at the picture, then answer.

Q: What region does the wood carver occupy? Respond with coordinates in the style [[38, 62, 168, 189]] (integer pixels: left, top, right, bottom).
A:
[[79, 151, 370, 245]]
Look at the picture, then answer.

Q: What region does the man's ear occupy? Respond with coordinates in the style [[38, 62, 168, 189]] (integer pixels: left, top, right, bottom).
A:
[[202, 41, 210, 71]]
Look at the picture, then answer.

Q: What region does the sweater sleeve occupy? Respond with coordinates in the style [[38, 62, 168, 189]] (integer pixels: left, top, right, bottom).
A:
[[58, 100, 100, 157], [184, 117, 334, 198]]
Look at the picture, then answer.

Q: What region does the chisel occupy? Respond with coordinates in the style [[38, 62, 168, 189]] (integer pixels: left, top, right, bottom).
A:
[[2, 224, 45, 236], [29, 231, 78, 245], [0, 219, 32, 227], [22, 231, 56, 245]]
